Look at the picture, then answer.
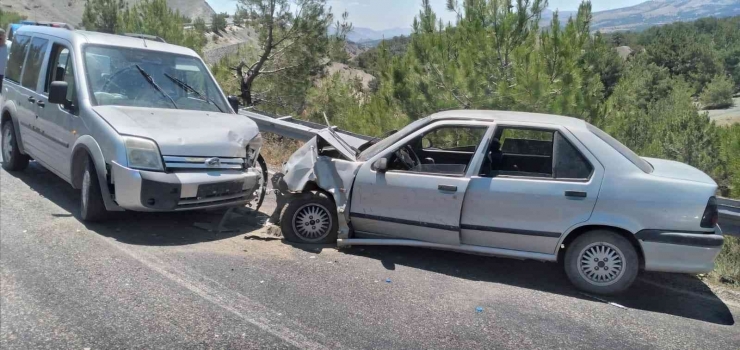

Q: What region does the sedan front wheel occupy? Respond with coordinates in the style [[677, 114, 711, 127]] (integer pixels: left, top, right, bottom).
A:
[[280, 192, 338, 244]]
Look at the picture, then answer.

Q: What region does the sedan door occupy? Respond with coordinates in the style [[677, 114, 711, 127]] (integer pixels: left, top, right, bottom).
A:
[[460, 123, 604, 254], [350, 121, 492, 245]]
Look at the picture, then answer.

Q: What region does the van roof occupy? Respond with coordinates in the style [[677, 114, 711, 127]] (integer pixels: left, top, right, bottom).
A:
[[13, 26, 199, 58]]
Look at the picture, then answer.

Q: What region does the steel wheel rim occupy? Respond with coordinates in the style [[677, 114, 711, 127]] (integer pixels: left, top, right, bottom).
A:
[[2, 126, 13, 161], [577, 242, 626, 286], [292, 203, 332, 242]]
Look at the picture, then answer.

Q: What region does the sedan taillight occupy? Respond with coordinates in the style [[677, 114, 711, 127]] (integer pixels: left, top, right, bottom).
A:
[[700, 196, 718, 228]]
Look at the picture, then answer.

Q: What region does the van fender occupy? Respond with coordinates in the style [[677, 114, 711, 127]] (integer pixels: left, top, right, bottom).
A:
[[1, 102, 27, 154], [71, 136, 123, 211]]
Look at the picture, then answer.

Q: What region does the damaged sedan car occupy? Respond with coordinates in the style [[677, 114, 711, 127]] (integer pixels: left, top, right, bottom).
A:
[[271, 110, 724, 295], [1, 25, 265, 221]]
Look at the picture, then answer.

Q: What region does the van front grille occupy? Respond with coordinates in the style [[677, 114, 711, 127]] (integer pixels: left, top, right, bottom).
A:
[[163, 156, 245, 170]]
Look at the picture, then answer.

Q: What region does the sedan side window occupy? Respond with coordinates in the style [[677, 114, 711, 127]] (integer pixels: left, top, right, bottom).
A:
[[387, 125, 487, 176], [481, 127, 592, 180]]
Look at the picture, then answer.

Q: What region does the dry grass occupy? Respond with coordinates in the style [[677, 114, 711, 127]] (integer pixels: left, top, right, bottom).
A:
[[260, 133, 303, 170], [708, 236, 740, 287]]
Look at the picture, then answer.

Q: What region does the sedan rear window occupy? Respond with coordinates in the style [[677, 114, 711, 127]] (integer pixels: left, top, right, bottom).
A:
[[586, 123, 653, 173]]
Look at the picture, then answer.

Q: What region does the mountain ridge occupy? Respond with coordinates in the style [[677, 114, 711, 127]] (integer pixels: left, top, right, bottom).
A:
[[0, 0, 216, 27]]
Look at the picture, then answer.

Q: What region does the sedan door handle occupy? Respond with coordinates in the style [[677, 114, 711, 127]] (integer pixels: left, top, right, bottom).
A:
[[36, 100, 45, 107], [565, 191, 587, 198], [438, 184, 457, 192], [27, 96, 36, 103]]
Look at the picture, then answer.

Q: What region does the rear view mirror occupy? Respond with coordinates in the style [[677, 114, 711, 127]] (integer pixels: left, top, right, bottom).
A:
[[49, 81, 68, 105], [373, 158, 388, 173], [228, 95, 240, 113]]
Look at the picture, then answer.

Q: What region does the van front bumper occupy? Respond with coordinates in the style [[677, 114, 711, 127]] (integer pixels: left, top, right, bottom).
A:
[[637, 226, 724, 273], [111, 161, 261, 211]]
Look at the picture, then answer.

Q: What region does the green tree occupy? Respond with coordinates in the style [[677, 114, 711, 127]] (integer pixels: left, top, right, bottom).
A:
[[0, 9, 26, 31], [231, 0, 338, 109], [118, 0, 206, 54], [82, 0, 125, 33], [193, 17, 207, 33], [211, 12, 228, 34], [700, 74, 735, 109]]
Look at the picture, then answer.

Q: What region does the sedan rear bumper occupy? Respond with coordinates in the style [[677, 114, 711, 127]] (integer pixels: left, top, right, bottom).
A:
[[111, 161, 261, 211], [638, 226, 724, 273]]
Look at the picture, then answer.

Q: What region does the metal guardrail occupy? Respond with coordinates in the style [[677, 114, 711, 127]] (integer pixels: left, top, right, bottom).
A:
[[718, 197, 740, 237]]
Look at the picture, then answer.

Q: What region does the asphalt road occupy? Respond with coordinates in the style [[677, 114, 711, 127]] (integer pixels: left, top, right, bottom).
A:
[[2, 162, 740, 349]]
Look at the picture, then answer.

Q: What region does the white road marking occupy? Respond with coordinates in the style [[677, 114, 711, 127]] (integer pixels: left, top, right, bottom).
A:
[[99, 240, 341, 350]]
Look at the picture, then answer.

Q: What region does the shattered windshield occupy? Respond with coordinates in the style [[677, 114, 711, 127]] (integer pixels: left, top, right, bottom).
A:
[[358, 117, 431, 161], [83, 45, 228, 112]]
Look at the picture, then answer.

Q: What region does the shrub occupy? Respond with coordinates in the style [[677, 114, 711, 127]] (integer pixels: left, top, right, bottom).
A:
[[701, 74, 735, 109]]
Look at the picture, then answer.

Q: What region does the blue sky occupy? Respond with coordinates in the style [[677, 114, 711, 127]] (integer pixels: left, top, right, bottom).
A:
[[206, 0, 647, 30]]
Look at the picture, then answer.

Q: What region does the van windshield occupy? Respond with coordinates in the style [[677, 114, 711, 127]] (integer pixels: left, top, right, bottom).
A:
[[83, 45, 229, 113]]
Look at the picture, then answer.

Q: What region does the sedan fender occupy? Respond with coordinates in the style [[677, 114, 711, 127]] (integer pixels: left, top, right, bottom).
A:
[[281, 137, 363, 239]]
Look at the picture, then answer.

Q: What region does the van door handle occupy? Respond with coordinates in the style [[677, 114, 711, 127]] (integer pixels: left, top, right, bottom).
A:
[[27, 96, 36, 103], [565, 191, 587, 198], [438, 184, 457, 192], [36, 100, 45, 107]]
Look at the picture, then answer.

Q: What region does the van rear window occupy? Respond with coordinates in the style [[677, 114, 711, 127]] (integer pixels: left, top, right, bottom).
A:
[[586, 123, 653, 173]]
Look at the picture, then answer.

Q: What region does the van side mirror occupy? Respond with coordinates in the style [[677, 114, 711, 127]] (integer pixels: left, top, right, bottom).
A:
[[373, 158, 388, 173], [49, 81, 68, 105], [228, 95, 240, 113]]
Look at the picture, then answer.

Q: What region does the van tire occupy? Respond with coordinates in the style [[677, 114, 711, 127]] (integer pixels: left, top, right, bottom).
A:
[[80, 157, 108, 222], [564, 230, 639, 295], [2, 121, 30, 171], [281, 193, 338, 244]]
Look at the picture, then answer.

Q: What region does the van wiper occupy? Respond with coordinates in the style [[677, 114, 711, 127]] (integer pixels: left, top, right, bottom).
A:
[[163, 73, 224, 113], [134, 64, 178, 109]]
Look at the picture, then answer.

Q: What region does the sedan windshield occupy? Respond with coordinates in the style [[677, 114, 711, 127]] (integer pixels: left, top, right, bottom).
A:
[[83, 45, 228, 113], [358, 117, 432, 161]]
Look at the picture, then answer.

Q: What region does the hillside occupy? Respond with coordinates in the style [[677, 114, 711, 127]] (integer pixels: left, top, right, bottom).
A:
[[0, 0, 215, 27], [591, 0, 740, 32]]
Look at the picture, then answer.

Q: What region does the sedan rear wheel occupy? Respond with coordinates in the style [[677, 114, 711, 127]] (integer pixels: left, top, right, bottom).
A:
[[564, 230, 638, 295]]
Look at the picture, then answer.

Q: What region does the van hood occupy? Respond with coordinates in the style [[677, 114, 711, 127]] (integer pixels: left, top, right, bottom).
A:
[[92, 106, 259, 158], [643, 157, 716, 185]]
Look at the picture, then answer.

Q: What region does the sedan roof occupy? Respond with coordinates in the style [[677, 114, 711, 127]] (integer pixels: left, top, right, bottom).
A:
[[429, 110, 589, 129]]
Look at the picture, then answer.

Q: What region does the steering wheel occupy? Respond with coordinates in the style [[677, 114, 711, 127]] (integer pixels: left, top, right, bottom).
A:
[[101, 65, 137, 94], [395, 145, 421, 170]]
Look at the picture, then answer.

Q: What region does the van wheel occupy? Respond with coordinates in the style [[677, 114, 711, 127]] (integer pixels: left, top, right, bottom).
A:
[[280, 193, 338, 244], [2, 121, 30, 171], [80, 157, 108, 222], [564, 230, 638, 295]]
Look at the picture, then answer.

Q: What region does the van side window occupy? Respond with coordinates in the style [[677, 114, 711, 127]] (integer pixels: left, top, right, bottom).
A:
[[44, 44, 77, 111], [21, 38, 50, 90], [5, 35, 31, 83]]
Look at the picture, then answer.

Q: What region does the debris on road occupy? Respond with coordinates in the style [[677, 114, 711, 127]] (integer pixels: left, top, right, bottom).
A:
[[386, 278, 392, 283], [476, 307, 483, 313], [580, 293, 628, 310]]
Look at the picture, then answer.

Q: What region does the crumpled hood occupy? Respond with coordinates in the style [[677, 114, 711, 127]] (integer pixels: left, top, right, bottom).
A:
[[643, 157, 716, 185], [93, 106, 259, 158]]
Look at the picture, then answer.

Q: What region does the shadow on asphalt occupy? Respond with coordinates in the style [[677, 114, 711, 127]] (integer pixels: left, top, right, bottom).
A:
[[342, 245, 736, 326], [11, 162, 266, 246], [8, 163, 736, 326]]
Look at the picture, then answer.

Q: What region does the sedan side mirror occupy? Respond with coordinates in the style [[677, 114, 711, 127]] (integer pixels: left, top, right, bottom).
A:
[[227, 95, 240, 113], [373, 158, 388, 173], [49, 81, 68, 105]]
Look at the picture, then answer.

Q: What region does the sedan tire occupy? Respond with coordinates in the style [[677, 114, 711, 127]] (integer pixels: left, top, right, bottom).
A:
[[564, 230, 639, 295], [1, 121, 30, 171], [80, 157, 108, 222], [281, 192, 338, 244]]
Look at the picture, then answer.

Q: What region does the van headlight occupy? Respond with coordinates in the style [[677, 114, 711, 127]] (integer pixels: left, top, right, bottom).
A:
[[123, 136, 164, 171], [246, 133, 263, 167]]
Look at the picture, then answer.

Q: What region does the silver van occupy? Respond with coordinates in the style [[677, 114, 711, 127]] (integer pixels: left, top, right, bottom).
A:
[[1, 25, 263, 221]]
